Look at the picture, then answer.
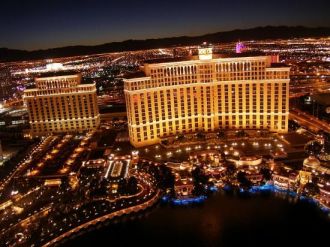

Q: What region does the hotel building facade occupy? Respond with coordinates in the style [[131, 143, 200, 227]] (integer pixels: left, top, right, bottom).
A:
[[124, 47, 290, 147], [24, 72, 100, 136]]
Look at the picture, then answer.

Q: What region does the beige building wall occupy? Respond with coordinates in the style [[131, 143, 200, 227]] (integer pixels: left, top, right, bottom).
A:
[[24, 73, 100, 136], [124, 49, 290, 147]]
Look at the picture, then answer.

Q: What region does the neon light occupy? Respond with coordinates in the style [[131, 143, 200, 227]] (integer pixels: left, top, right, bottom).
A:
[[236, 42, 245, 53]]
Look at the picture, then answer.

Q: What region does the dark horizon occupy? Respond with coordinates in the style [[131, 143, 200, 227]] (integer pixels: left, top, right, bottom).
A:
[[1, 0, 329, 50], [1, 25, 329, 52], [1, 26, 329, 62]]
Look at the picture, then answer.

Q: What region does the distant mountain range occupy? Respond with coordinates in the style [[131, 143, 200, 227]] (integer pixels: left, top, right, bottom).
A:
[[1, 26, 330, 62]]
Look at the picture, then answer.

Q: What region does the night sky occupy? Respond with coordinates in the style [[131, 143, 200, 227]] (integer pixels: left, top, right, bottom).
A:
[[1, 0, 329, 50]]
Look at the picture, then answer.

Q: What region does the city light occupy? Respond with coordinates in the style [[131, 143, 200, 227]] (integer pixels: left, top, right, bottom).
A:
[[0, 23, 329, 247]]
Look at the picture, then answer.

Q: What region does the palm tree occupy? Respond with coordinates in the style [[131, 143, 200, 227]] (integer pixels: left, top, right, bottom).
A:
[[217, 130, 226, 139], [196, 131, 205, 140], [260, 168, 272, 181], [236, 171, 252, 190], [305, 140, 323, 156], [127, 176, 138, 194], [176, 133, 185, 141], [303, 182, 319, 196], [224, 163, 237, 179], [236, 130, 248, 138]]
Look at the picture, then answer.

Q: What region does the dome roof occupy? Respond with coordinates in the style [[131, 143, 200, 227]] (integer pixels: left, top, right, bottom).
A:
[[303, 156, 321, 169]]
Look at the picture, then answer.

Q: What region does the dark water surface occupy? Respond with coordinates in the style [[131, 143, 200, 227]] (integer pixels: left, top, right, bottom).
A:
[[63, 193, 330, 247]]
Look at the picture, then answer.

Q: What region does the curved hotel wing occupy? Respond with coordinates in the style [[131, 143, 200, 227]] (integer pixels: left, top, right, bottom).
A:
[[23, 72, 100, 136], [124, 48, 290, 147]]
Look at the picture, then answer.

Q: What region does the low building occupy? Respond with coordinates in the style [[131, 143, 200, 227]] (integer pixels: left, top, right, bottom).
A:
[[319, 184, 330, 207], [189, 150, 224, 167], [228, 155, 263, 170], [246, 172, 263, 185], [174, 170, 194, 198], [236, 155, 262, 167], [167, 161, 195, 197], [79, 159, 108, 184], [303, 155, 330, 175], [174, 178, 194, 198], [273, 171, 299, 190], [104, 156, 130, 194]]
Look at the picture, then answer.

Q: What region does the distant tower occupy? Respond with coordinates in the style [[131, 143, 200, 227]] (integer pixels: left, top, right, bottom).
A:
[[173, 48, 178, 58], [188, 48, 193, 56], [236, 41, 245, 53]]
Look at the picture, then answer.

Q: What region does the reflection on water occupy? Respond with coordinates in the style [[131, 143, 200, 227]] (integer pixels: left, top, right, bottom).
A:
[[63, 193, 330, 247]]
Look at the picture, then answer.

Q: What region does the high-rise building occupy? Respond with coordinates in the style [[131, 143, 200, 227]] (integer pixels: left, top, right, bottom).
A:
[[124, 46, 290, 147], [23, 71, 100, 136], [0, 66, 13, 101]]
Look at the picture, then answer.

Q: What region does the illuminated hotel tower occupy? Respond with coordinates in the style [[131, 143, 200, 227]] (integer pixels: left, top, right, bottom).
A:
[[124, 46, 290, 147], [24, 71, 100, 136]]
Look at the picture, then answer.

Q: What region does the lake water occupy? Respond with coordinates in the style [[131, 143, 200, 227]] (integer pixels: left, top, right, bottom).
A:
[[63, 192, 330, 247]]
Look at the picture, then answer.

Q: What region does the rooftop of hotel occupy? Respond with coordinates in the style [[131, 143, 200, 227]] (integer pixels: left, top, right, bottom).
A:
[[143, 56, 196, 64], [124, 51, 289, 80], [35, 70, 80, 79]]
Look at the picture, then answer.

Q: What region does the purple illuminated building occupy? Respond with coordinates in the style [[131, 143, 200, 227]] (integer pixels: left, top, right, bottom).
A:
[[236, 42, 245, 53]]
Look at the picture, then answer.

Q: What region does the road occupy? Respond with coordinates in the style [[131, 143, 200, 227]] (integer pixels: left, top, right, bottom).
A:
[[290, 108, 330, 133]]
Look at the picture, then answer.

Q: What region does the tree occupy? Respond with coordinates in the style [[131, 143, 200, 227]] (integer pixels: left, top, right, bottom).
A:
[[305, 140, 323, 156], [236, 171, 252, 190], [191, 166, 209, 196], [289, 120, 301, 131], [161, 139, 169, 146], [158, 164, 175, 189], [99, 178, 109, 194], [176, 133, 185, 141], [192, 183, 206, 196], [217, 130, 226, 139], [260, 168, 272, 181], [236, 130, 248, 138], [118, 179, 128, 195], [192, 166, 208, 185], [127, 176, 138, 195], [259, 130, 268, 138], [196, 132, 205, 140], [303, 182, 319, 196], [224, 163, 237, 178]]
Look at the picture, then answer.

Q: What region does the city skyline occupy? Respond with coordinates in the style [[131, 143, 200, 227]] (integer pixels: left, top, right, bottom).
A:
[[1, 0, 329, 50], [0, 37, 329, 247], [0, 1, 330, 246]]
